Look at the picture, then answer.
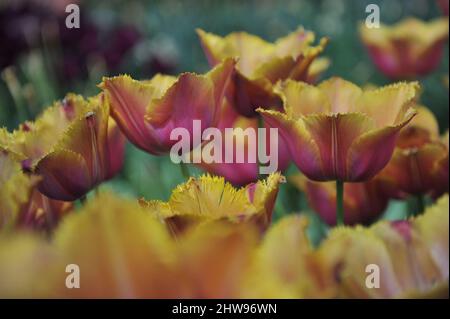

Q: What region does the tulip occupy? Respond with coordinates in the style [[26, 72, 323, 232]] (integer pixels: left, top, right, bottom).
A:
[[438, 0, 449, 16], [51, 192, 178, 298], [100, 58, 235, 155], [3, 94, 126, 201], [53, 193, 256, 298], [290, 174, 388, 226], [0, 150, 37, 228], [193, 98, 291, 185], [175, 222, 258, 298], [376, 106, 449, 204], [0, 233, 58, 298], [258, 77, 418, 224], [35, 94, 126, 201], [319, 194, 449, 298], [16, 187, 73, 232], [2, 94, 126, 195], [359, 17, 449, 80], [0, 148, 73, 230], [197, 27, 328, 117], [241, 215, 337, 298], [140, 172, 285, 234]]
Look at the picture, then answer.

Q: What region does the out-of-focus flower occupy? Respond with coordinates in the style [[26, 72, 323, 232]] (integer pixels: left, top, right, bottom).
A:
[[290, 174, 388, 226], [359, 17, 449, 80], [193, 98, 290, 185], [0, 147, 73, 231], [197, 28, 328, 117], [0, 1, 140, 83], [0, 233, 58, 298], [39, 192, 256, 298], [16, 187, 73, 232], [51, 192, 178, 298], [0, 150, 37, 228], [376, 106, 449, 198], [319, 194, 449, 298], [35, 95, 126, 201], [100, 58, 235, 155], [306, 57, 331, 84], [0, 191, 258, 298], [140, 173, 285, 234], [437, 0, 449, 16], [258, 78, 419, 182], [4, 94, 126, 201], [175, 222, 258, 298], [242, 215, 337, 298]]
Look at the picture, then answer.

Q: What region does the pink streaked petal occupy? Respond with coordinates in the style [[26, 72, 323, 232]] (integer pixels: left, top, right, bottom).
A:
[[36, 149, 92, 201], [100, 76, 163, 154], [347, 118, 414, 182], [232, 72, 283, 117], [106, 118, 126, 180], [302, 113, 375, 181], [258, 109, 325, 181]]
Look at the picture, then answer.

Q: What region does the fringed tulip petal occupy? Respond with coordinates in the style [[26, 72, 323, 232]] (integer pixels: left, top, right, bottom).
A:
[[258, 108, 324, 180], [242, 215, 337, 298], [318, 77, 362, 113], [101, 59, 235, 154], [319, 195, 449, 298], [302, 113, 375, 181], [259, 78, 419, 182], [359, 18, 449, 79], [346, 121, 413, 181], [100, 75, 168, 153], [36, 149, 91, 201], [355, 82, 419, 127], [140, 173, 284, 234], [0, 234, 58, 298], [375, 107, 449, 197], [0, 151, 37, 227], [177, 222, 258, 298], [54, 193, 178, 298], [276, 80, 331, 116], [197, 27, 328, 117], [33, 94, 125, 201]]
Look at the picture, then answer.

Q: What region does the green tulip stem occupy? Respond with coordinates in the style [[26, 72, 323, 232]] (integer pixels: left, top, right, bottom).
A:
[[336, 180, 345, 226], [416, 194, 426, 216], [180, 162, 190, 180]]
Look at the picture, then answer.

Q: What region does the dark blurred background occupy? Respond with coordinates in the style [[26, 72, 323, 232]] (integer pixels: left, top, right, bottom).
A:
[[0, 0, 448, 228]]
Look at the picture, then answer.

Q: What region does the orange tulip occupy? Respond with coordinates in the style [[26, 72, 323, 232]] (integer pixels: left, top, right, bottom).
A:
[[359, 17, 449, 79], [241, 215, 337, 298], [3, 94, 126, 201], [0, 149, 37, 228], [37, 95, 126, 201], [197, 27, 328, 117], [0, 233, 59, 298], [376, 106, 449, 198], [100, 58, 235, 155], [16, 187, 73, 232], [140, 173, 285, 235], [0, 150, 72, 231], [319, 195, 449, 298], [258, 77, 419, 182], [5, 192, 257, 298]]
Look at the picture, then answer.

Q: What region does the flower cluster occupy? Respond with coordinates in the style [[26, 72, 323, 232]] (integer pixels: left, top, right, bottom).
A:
[[0, 15, 448, 298], [0, 191, 447, 298]]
